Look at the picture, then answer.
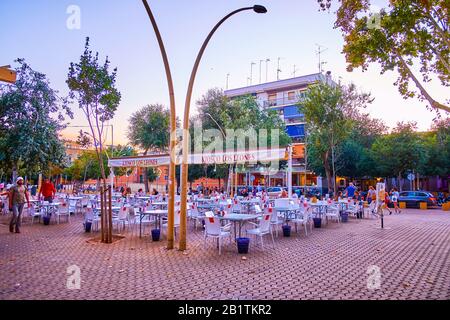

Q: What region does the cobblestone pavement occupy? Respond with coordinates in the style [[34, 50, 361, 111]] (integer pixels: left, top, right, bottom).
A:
[[0, 209, 449, 300]]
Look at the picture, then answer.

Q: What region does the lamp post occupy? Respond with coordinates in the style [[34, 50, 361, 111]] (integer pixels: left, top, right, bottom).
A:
[[142, 0, 177, 250], [179, 5, 267, 251], [204, 112, 231, 195]]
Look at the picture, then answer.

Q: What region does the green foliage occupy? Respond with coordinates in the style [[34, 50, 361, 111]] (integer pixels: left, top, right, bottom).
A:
[[0, 59, 72, 177], [303, 82, 353, 192], [127, 104, 171, 153], [66, 37, 121, 181], [421, 118, 450, 176], [64, 145, 136, 182], [371, 122, 428, 178], [196, 88, 291, 150], [320, 0, 449, 113]]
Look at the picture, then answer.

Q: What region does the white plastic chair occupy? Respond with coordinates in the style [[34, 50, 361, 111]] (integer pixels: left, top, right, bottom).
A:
[[27, 204, 42, 225], [188, 203, 202, 230], [204, 215, 232, 255], [55, 202, 70, 224], [246, 213, 274, 250], [325, 205, 340, 224], [162, 207, 180, 239], [113, 206, 129, 233], [268, 207, 283, 237]]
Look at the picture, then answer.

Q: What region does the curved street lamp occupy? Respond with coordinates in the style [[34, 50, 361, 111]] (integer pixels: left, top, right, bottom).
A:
[[179, 5, 268, 251], [142, 0, 177, 250]]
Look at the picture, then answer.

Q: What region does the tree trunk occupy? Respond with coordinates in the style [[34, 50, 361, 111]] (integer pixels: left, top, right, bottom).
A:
[[398, 172, 402, 192], [322, 152, 332, 194], [12, 164, 18, 184], [143, 169, 149, 194], [331, 144, 337, 196], [143, 149, 149, 194]]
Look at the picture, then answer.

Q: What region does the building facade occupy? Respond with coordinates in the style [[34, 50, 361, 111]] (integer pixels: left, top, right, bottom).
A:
[[224, 73, 331, 188]]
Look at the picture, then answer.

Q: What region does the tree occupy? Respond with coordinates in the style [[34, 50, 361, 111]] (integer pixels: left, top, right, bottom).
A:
[[64, 145, 136, 185], [127, 104, 171, 193], [335, 105, 388, 178], [76, 130, 92, 148], [302, 83, 352, 194], [371, 122, 427, 190], [318, 0, 449, 113], [67, 37, 121, 243], [0, 59, 72, 181], [421, 118, 450, 177], [195, 88, 291, 192]]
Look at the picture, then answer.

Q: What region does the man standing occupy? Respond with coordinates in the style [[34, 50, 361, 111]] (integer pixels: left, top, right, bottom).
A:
[[9, 177, 30, 233], [39, 177, 56, 203], [345, 182, 357, 199]]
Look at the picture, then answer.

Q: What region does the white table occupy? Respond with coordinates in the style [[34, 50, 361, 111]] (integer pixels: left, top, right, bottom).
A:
[[219, 213, 259, 238], [140, 209, 168, 237]]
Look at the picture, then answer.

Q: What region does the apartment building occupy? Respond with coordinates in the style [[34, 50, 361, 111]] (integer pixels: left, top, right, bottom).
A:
[[224, 73, 331, 187]]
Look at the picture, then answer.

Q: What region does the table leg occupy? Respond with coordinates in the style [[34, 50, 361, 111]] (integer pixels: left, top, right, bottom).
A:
[[139, 213, 143, 238]]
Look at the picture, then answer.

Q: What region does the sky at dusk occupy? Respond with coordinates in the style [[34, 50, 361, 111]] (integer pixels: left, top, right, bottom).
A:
[[1, 0, 447, 145]]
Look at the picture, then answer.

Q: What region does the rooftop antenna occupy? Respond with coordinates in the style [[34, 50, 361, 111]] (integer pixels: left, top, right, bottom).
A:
[[316, 44, 328, 73], [250, 62, 256, 85], [259, 59, 265, 84], [265, 58, 270, 82], [292, 64, 299, 77], [277, 57, 283, 81], [226, 73, 230, 90]]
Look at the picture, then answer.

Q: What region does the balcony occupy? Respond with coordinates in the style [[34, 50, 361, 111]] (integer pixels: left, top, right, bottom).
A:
[[263, 97, 297, 108], [262, 93, 306, 108]]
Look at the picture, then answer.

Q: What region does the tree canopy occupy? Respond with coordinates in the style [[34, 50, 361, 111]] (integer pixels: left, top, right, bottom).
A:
[[318, 0, 449, 114], [0, 59, 72, 180]]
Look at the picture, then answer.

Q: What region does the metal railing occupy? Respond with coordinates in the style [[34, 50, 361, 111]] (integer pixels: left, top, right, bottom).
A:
[[262, 95, 306, 108]]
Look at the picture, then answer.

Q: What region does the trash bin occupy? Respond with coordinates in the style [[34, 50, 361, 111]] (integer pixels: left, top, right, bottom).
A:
[[420, 202, 427, 210], [151, 229, 161, 241], [236, 237, 250, 254], [43, 216, 50, 225], [84, 221, 92, 232], [282, 225, 291, 237], [341, 212, 349, 222], [313, 217, 322, 228]]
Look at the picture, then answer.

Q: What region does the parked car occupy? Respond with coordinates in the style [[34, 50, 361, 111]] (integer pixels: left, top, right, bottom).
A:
[[397, 191, 438, 208], [266, 186, 283, 198]]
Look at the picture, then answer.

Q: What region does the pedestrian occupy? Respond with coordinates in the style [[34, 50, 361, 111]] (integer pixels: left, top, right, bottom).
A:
[[367, 186, 376, 204], [390, 188, 401, 214], [9, 177, 30, 233], [38, 177, 56, 203], [345, 182, 357, 198], [384, 191, 392, 215], [30, 184, 37, 197]]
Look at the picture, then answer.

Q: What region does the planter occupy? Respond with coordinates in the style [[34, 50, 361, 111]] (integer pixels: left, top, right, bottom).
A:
[[313, 217, 322, 228], [236, 237, 250, 254], [341, 212, 349, 223], [43, 216, 50, 225], [282, 225, 291, 237], [84, 221, 92, 233], [151, 229, 161, 242]]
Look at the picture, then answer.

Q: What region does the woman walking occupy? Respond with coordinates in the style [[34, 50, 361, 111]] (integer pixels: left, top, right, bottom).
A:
[[390, 188, 401, 214]]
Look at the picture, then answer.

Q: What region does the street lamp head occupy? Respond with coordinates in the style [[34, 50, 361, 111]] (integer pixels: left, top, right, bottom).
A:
[[253, 5, 267, 14]]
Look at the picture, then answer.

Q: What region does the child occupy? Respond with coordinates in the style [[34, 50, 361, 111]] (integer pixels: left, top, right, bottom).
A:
[[385, 191, 392, 215]]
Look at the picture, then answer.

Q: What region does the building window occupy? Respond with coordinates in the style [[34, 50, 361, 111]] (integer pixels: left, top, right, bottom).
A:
[[268, 93, 277, 106], [288, 91, 295, 101]]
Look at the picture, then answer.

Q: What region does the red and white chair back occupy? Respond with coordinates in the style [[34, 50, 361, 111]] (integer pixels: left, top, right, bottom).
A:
[[204, 216, 221, 236]]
